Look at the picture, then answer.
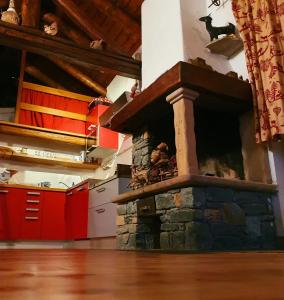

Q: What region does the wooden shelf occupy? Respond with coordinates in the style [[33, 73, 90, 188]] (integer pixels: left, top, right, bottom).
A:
[[205, 35, 243, 58], [0, 121, 96, 147], [0, 147, 98, 170]]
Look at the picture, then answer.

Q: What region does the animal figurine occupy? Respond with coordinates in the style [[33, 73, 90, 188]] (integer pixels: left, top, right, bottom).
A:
[[90, 39, 105, 50], [44, 22, 58, 36], [199, 15, 235, 41]]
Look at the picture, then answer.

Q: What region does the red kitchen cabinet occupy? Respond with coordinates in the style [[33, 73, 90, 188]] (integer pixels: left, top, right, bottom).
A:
[[0, 188, 9, 240], [66, 183, 88, 240], [86, 104, 119, 159], [41, 191, 66, 240], [20, 190, 43, 240], [6, 188, 25, 240]]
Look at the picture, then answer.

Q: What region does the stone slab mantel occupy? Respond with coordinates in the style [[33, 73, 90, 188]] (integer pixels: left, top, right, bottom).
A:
[[112, 175, 277, 204]]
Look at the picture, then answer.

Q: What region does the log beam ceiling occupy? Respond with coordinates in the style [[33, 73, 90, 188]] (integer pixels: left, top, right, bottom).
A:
[[47, 56, 107, 96], [21, 0, 41, 28], [42, 13, 90, 47], [53, 0, 140, 55], [0, 20, 141, 79], [25, 64, 66, 90]]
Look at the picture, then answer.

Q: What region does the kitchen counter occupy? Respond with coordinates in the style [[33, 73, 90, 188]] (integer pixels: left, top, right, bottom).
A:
[[0, 183, 66, 192]]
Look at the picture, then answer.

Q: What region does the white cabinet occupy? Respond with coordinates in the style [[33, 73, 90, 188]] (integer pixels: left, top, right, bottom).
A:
[[88, 177, 130, 238]]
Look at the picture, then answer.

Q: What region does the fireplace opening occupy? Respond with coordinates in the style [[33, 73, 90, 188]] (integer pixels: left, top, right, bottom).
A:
[[130, 106, 177, 189], [194, 107, 244, 179], [130, 97, 246, 189]]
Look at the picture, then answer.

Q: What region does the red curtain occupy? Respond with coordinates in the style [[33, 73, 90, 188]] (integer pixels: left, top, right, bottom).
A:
[[19, 88, 88, 135], [232, 0, 284, 142]]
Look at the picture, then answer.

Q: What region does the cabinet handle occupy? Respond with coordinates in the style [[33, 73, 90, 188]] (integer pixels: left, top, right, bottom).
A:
[[25, 216, 39, 220], [27, 192, 41, 196], [67, 192, 73, 196], [96, 187, 106, 193], [96, 208, 106, 214], [26, 208, 39, 212], [26, 200, 40, 204], [77, 187, 84, 192], [87, 124, 97, 131], [0, 190, 8, 193]]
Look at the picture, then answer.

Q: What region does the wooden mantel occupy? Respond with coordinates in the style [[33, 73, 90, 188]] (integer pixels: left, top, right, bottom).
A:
[[100, 62, 252, 134]]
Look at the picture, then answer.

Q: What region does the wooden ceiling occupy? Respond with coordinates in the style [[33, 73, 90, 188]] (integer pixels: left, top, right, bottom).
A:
[[0, 0, 143, 104]]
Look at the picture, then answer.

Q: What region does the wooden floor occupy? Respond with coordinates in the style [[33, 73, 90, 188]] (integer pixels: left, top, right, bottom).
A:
[[0, 250, 284, 299]]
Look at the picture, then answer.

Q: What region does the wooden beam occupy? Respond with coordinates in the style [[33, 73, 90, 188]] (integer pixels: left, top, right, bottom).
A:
[[20, 102, 87, 121], [21, 0, 41, 28], [100, 62, 252, 133], [14, 51, 26, 123], [42, 13, 90, 47], [53, 0, 129, 54], [25, 65, 66, 90], [92, 0, 141, 36], [47, 56, 107, 96], [22, 82, 93, 102], [0, 121, 93, 147], [0, 20, 141, 79]]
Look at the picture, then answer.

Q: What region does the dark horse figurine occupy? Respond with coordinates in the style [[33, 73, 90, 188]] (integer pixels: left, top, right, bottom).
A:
[[199, 15, 235, 41]]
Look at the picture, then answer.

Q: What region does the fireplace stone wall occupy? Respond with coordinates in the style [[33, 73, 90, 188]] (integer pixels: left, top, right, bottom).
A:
[[116, 186, 276, 251]]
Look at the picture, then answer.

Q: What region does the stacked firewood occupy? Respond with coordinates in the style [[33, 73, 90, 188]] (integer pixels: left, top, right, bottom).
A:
[[130, 143, 178, 190]]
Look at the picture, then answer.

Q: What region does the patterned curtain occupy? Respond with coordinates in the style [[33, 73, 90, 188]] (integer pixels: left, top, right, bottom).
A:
[[232, 0, 284, 142]]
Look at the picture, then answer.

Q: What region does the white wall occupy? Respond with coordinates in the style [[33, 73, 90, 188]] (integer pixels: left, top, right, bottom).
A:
[[270, 141, 284, 236], [107, 76, 135, 102], [206, 0, 248, 79], [142, 0, 248, 90], [142, 0, 184, 89], [180, 0, 232, 74]]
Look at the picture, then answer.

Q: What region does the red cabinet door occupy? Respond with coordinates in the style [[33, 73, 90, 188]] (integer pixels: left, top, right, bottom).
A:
[[65, 190, 74, 240], [72, 184, 88, 239], [0, 188, 9, 240], [66, 184, 89, 240], [20, 190, 43, 240], [6, 188, 25, 240], [41, 191, 66, 240]]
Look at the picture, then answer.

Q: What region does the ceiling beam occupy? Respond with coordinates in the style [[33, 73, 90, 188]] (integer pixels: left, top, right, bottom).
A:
[[92, 0, 141, 36], [47, 56, 107, 96], [0, 20, 141, 79], [21, 0, 41, 28], [0, 0, 8, 7], [53, 0, 128, 54], [25, 64, 66, 90]]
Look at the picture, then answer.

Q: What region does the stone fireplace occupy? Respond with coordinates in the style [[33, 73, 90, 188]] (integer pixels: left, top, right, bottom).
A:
[[100, 62, 278, 251]]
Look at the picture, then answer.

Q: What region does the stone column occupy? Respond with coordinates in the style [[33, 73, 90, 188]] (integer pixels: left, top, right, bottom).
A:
[[166, 87, 199, 176]]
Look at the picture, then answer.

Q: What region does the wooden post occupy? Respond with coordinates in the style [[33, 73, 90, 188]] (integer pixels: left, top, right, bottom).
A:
[[239, 111, 272, 183], [166, 87, 199, 176], [21, 0, 41, 28], [14, 50, 26, 123]]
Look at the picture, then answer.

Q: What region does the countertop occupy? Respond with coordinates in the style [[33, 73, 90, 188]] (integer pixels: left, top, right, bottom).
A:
[[0, 183, 66, 192]]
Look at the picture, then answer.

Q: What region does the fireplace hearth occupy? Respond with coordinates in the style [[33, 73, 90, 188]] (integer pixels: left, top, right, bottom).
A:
[[101, 61, 278, 251]]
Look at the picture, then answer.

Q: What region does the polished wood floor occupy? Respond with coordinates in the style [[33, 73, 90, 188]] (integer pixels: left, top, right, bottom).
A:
[[0, 250, 284, 299]]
